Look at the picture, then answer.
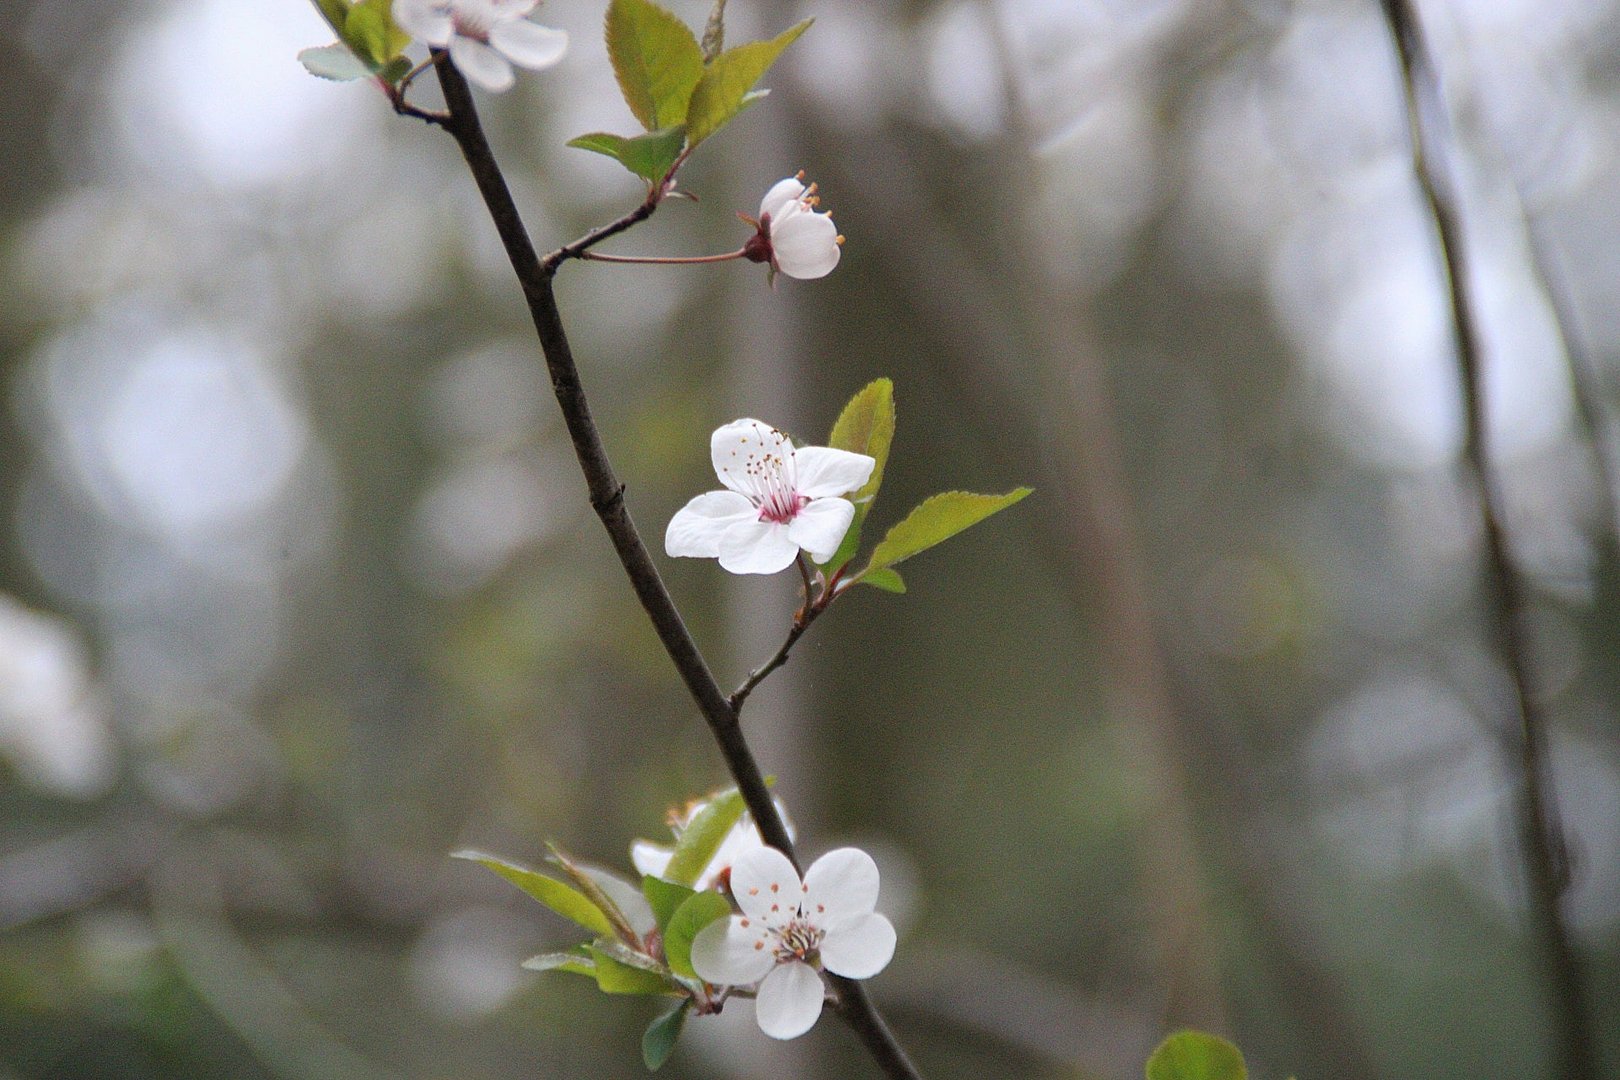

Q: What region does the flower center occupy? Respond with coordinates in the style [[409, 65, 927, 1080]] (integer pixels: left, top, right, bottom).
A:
[[758, 490, 808, 525], [773, 917, 824, 962]]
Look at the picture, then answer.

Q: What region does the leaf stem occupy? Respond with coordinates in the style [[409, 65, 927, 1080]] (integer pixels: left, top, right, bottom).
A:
[[1378, 5, 1598, 1077], [424, 52, 922, 1080]]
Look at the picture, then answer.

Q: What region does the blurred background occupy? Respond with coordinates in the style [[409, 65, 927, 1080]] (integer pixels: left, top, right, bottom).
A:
[[2, 0, 1619, 1076]]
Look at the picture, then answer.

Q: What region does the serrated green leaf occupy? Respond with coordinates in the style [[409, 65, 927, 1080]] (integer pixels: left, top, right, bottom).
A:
[[822, 378, 896, 570], [641, 876, 698, 932], [452, 851, 617, 939], [863, 488, 1033, 574], [299, 43, 371, 82], [589, 943, 676, 995], [685, 19, 811, 146], [310, 0, 353, 38], [545, 844, 643, 945], [521, 950, 597, 977], [354, 0, 410, 58], [662, 891, 731, 979], [377, 55, 413, 84], [1145, 1031, 1247, 1080], [643, 999, 690, 1070], [605, 0, 705, 130], [567, 127, 687, 183], [858, 568, 906, 593], [663, 788, 748, 887], [343, 3, 391, 66]]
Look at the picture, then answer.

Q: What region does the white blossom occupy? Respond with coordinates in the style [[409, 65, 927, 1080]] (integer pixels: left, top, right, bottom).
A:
[[690, 846, 897, 1040], [665, 419, 874, 575], [750, 176, 843, 280], [393, 0, 567, 93]]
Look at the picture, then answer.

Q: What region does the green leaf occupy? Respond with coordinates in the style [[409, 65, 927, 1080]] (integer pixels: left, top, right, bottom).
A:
[[858, 568, 906, 593], [521, 950, 597, 978], [566, 127, 687, 183], [545, 844, 642, 945], [355, 0, 410, 58], [605, 0, 706, 130], [641, 876, 698, 932], [1145, 1031, 1247, 1080], [822, 378, 896, 570], [684, 19, 811, 146], [662, 788, 748, 887], [662, 891, 731, 979], [863, 488, 1033, 574], [299, 43, 371, 82], [642, 999, 690, 1070], [377, 55, 412, 84], [588, 943, 676, 995], [310, 0, 353, 38], [452, 850, 616, 939]]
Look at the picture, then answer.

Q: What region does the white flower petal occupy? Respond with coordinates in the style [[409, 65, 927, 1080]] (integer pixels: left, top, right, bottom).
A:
[[759, 178, 807, 222], [691, 915, 778, 986], [786, 498, 855, 563], [489, 19, 568, 70], [392, 0, 453, 43], [582, 865, 657, 938], [770, 210, 841, 279], [819, 913, 896, 979], [802, 847, 880, 930], [666, 490, 756, 558], [718, 520, 799, 575], [755, 961, 825, 1039], [489, 0, 539, 16], [728, 846, 802, 926], [791, 446, 875, 499], [710, 418, 792, 494], [630, 840, 672, 879], [449, 35, 516, 92]]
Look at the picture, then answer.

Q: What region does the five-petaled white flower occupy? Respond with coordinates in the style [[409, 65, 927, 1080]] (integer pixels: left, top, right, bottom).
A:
[[691, 846, 896, 1040], [742, 176, 843, 281], [393, 0, 568, 93], [665, 419, 874, 575], [632, 797, 793, 892]]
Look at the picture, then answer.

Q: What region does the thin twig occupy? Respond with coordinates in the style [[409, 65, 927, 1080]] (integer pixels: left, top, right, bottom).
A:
[[1377, 5, 1598, 1077], [425, 53, 922, 1080], [731, 556, 831, 713], [581, 249, 747, 265]]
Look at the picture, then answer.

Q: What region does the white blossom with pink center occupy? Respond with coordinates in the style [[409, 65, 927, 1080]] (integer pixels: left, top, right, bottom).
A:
[[757, 176, 843, 280], [393, 0, 567, 93], [665, 419, 874, 575], [690, 846, 896, 1040]]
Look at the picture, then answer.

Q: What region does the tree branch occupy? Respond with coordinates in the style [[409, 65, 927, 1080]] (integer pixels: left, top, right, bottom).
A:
[[425, 53, 922, 1080], [1377, 6, 1598, 1077]]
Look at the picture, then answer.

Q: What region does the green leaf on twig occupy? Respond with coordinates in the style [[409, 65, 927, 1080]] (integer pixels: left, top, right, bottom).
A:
[[344, 0, 410, 67], [684, 20, 810, 146], [862, 488, 1032, 575], [643, 999, 691, 1070], [299, 43, 371, 81], [662, 787, 749, 886], [641, 876, 698, 932], [822, 377, 896, 571], [858, 567, 906, 593], [661, 891, 731, 978], [1145, 1031, 1247, 1080], [606, 0, 706, 130], [567, 127, 687, 183], [521, 949, 597, 978], [588, 943, 677, 995], [452, 851, 617, 939]]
